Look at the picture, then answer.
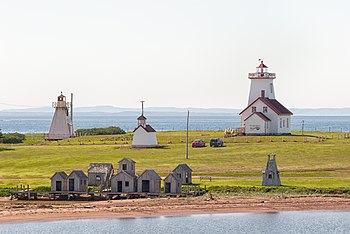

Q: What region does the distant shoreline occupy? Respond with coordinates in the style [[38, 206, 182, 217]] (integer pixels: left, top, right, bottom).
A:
[[1, 195, 350, 223]]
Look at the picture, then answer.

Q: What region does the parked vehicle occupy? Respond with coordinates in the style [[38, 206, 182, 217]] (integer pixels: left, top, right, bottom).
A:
[[192, 139, 205, 147], [210, 138, 224, 147]]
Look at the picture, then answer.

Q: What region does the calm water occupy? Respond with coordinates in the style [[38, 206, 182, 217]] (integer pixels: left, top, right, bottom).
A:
[[0, 211, 349, 234], [0, 114, 350, 133]]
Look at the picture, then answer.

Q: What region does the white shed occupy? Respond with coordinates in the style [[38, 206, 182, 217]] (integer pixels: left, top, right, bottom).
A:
[[137, 170, 161, 193]]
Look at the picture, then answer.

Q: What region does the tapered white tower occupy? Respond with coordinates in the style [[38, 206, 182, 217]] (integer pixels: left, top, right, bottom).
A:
[[248, 60, 276, 105], [47, 92, 75, 140]]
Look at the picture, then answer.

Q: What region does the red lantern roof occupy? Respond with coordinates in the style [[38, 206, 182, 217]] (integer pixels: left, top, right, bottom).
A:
[[256, 61, 268, 68]]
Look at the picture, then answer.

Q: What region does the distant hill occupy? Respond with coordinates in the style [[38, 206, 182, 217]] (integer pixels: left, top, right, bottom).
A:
[[1, 106, 350, 116]]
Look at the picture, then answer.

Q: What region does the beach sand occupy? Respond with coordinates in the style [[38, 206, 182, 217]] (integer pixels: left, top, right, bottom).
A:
[[1, 195, 350, 223]]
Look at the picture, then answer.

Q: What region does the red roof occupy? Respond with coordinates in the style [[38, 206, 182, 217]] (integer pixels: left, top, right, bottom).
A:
[[244, 112, 271, 122], [257, 61, 268, 68], [240, 98, 293, 115], [137, 115, 147, 120]]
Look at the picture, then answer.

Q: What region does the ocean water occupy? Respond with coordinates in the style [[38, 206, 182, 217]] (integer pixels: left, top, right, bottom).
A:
[[0, 211, 349, 234], [0, 114, 350, 133]]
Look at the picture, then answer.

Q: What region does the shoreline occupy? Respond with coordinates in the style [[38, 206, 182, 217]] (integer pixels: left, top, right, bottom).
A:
[[1, 195, 350, 223]]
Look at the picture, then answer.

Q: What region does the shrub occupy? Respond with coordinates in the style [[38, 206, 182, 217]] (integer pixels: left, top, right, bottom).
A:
[[1, 133, 26, 144], [76, 126, 126, 136]]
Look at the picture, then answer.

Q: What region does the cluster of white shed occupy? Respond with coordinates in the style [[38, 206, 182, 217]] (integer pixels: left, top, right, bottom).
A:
[[50, 158, 193, 197]]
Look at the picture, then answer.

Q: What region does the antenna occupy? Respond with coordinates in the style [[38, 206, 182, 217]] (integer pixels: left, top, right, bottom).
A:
[[141, 100, 145, 115], [70, 93, 73, 134], [186, 110, 189, 160]]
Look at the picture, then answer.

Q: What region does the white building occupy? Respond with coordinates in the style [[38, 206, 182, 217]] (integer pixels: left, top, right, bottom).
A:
[[132, 101, 158, 148], [47, 92, 75, 140], [240, 61, 293, 135]]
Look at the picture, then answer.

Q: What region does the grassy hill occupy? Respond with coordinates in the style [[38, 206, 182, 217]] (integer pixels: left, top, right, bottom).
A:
[[1, 130, 350, 195]]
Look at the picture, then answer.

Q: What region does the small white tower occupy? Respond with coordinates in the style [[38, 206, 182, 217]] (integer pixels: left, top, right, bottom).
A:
[[132, 101, 158, 148], [47, 92, 75, 140], [248, 60, 276, 105]]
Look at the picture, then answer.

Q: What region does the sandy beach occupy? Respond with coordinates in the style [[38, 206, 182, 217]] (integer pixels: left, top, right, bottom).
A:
[[0, 195, 350, 223]]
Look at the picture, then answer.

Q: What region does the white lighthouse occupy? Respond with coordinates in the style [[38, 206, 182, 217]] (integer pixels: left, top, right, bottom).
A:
[[47, 92, 75, 140], [240, 60, 293, 135], [132, 101, 158, 148]]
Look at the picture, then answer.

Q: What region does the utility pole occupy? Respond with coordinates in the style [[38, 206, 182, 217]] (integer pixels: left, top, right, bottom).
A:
[[186, 110, 189, 160]]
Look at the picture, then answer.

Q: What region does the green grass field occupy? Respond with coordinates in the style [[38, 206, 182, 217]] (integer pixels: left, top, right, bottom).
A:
[[1, 130, 350, 195]]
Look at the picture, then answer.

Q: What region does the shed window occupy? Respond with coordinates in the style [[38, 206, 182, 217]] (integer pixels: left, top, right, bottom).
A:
[[122, 164, 127, 170], [268, 173, 273, 179], [280, 118, 282, 128], [96, 175, 101, 181], [263, 107, 268, 113], [177, 173, 182, 178], [125, 181, 129, 187], [287, 118, 289, 128], [252, 106, 256, 112], [283, 119, 285, 128]]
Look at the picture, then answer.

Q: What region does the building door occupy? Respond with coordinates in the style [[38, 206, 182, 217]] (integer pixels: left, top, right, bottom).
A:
[[56, 181, 62, 191], [165, 182, 171, 193], [117, 181, 123, 192], [142, 180, 150, 193], [69, 179, 75, 191]]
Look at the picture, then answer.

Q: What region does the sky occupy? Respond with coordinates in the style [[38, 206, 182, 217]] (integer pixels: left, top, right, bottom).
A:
[[0, 0, 350, 110]]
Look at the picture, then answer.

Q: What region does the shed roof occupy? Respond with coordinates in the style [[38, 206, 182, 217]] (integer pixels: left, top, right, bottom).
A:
[[69, 170, 88, 179], [173, 164, 192, 173], [118, 158, 136, 164], [50, 171, 68, 180], [244, 112, 271, 122], [164, 173, 182, 182], [240, 98, 293, 116], [88, 163, 113, 173], [138, 169, 161, 180], [114, 170, 137, 179]]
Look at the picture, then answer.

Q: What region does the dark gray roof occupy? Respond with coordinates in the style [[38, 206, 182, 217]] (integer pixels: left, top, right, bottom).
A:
[[50, 171, 68, 180], [69, 170, 88, 179], [139, 169, 161, 180], [114, 170, 137, 179], [165, 173, 181, 182], [173, 164, 192, 173], [118, 158, 136, 164], [88, 163, 114, 173]]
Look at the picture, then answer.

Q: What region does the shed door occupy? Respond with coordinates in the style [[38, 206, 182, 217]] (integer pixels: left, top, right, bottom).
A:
[[165, 182, 171, 193], [142, 180, 150, 193], [69, 179, 75, 191], [117, 181, 123, 192], [56, 181, 62, 191]]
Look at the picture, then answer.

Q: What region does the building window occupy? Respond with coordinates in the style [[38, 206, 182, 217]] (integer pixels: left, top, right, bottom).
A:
[[280, 118, 282, 128], [96, 175, 101, 181], [125, 181, 129, 187], [252, 106, 256, 112], [287, 118, 289, 128], [270, 83, 273, 93], [263, 107, 268, 113], [283, 119, 285, 128], [268, 173, 273, 179], [178, 173, 182, 178], [122, 164, 127, 170]]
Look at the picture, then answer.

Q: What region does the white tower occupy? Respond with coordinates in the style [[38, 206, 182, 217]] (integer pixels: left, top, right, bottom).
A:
[[248, 60, 276, 105], [47, 92, 75, 140]]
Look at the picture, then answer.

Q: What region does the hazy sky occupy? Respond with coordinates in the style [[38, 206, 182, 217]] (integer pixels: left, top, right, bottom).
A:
[[1, 0, 350, 109]]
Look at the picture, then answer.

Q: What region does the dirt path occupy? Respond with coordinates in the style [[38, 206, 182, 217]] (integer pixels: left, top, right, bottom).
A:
[[0, 195, 350, 223]]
